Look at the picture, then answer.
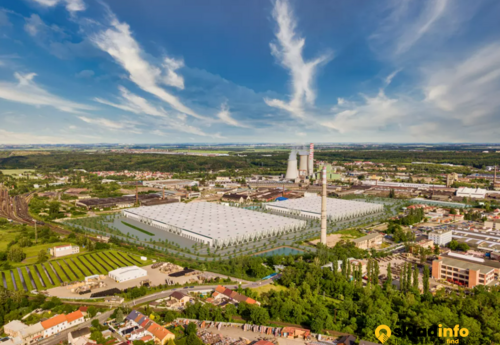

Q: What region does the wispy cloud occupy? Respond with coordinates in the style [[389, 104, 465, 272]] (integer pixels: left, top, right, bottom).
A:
[[30, 0, 86, 13], [217, 102, 249, 128], [91, 12, 205, 120], [162, 57, 184, 89], [78, 115, 141, 133], [95, 86, 215, 137], [0, 72, 94, 114], [424, 42, 500, 125], [264, 0, 332, 119]]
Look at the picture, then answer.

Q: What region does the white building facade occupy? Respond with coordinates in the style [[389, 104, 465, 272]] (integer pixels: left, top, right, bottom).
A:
[[429, 229, 453, 246]]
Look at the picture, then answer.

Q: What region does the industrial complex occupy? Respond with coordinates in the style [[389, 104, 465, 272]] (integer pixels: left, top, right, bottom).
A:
[[122, 203, 307, 247]]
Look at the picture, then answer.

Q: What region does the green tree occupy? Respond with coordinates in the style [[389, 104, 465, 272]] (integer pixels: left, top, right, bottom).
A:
[[37, 249, 48, 263], [115, 309, 124, 323], [423, 266, 430, 295], [7, 246, 26, 262]]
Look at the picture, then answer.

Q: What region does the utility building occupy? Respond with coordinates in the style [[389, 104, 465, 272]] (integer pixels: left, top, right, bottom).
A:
[[108, 266, 147, 283]]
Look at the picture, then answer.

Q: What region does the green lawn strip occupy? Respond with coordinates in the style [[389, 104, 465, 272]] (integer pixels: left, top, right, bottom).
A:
[[54, 260, 73, 281], [61, 259, 82, 280], [25, 267, 41, 290], [84, 255, 107, 274], [81, 255, 103, 275], [2, 271, 14, 290], [34, 264, 53, 288], [100, 252, 121, 268], [95, 252, 118, 270], [90, 253, 114, 271], [11, 269, 25, 291], [19, 267, 34, 291], [47, 262, 63, 284], [121, 221, 155, 236], [68, 258, 88, 278], [72, 258, 92, 277], [107, 251, 129, 267], [41, 263, 60, 287], [114, 251, 136, 266]]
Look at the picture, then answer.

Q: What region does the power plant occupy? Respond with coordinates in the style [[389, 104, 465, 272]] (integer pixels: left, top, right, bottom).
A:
[[320, 165, 327, 245], [285, 143, 315, 180]]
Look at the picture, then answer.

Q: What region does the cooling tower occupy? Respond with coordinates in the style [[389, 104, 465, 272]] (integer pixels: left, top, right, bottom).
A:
[[299, 152, 308, 177], [320, 165, 327, 245], [308, 143, 314, 176], [285, 150, 299, 179]]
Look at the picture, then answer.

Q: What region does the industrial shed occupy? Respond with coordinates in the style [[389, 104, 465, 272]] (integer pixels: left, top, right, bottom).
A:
[[109, 266, 147, 283], [264, 195, 384, 221], [122, 203, 306, 247]]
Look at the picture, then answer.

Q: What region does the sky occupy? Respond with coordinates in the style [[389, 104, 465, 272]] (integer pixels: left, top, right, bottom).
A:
[[0, 0, 500, 144]]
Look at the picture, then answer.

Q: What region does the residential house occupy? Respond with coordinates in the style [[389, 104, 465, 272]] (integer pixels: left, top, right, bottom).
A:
[[212, 285, 259, 306], [337, 335, 357, 345], [41, 315, 68, 338]]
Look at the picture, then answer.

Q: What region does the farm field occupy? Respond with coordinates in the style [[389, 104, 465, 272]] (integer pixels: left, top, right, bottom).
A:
[[0, 249, 151, 292]]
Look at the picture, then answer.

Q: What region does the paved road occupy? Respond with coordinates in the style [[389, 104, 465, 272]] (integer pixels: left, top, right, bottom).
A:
[[36, 277, 279, 345]]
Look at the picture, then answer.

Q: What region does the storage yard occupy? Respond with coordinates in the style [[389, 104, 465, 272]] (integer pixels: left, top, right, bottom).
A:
[[0, 250, 152, 292], [122, 203, 307, 247], [264, 195, 384, 220]]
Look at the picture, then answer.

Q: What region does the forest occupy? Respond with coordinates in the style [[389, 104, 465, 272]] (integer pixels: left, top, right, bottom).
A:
[[1, 149, 499, 174]]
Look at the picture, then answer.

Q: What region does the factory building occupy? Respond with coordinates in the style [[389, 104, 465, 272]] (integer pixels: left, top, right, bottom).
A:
[[264, 195, 384, 221], [109, 266, 148, 283], [122, 203, 306, 247], [428, 229, 453, 246], [432, 256, 497, 288], [285, 144, 315, 180]]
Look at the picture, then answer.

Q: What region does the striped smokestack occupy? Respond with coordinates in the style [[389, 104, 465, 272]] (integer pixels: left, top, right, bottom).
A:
[[321, 165, 327, 245]]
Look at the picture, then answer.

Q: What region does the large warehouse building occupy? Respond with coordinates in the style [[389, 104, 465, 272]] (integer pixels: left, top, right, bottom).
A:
[[122, 203, 306, 247], [109, 266, 147, 283], [264, 195, 384, 221]]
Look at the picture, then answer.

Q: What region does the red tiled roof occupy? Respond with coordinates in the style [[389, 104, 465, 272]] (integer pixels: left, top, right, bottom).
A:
[[254, 341, 274, 345], [66, 310, 84, 323], [140, 336, 152, 342], [215, 285, 226, 294], [41, 314, 67, 329]]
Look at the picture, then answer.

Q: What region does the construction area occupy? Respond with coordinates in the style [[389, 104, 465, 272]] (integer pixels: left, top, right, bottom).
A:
[[122, 203, 307, 247]]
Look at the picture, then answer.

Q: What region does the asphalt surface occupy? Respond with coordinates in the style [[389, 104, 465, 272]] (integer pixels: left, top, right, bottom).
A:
[[36, 277, 279, 345]]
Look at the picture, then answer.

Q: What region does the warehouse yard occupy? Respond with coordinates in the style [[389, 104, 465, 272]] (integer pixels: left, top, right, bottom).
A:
[[0, 250, 152, 292]]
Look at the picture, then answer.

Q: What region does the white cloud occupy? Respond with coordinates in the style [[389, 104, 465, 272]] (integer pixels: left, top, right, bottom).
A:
[[162, 57, 184, 89], [324, 90, 406, 133], [91, 13, 204, 119], [30, 0, 86, 13], [0, 72, 95, 114], [264, 0, 332, 119], [0, 129, 82, 144], [75, 69, 94, 78], [217, 102, 249, 128], [424, 42, 500, 125], [24, 14, 44, 36], [385, 69, 401, 85]]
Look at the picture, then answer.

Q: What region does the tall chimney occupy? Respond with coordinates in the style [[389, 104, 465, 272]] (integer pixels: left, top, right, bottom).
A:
[[308, 143, 314, 177], [321, 165, 327, 245]]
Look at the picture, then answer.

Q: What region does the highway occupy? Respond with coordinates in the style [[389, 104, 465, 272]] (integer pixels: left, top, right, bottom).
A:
[[36, 277, 279, 345]]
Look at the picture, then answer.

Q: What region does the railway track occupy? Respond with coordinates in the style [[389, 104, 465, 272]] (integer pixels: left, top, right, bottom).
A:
[[0, 188, 71, 235]]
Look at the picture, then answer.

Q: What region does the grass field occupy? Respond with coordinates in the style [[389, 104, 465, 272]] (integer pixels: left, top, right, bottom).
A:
[[121, 221, 155, 236], [335, 229, 365, 239], [0, 250, 152, 292], [0, 169, 36, 177], [250, 284, 288, 295]]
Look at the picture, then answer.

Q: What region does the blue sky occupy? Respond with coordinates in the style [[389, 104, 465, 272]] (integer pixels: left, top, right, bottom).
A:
[[1, 0, 500, 144]]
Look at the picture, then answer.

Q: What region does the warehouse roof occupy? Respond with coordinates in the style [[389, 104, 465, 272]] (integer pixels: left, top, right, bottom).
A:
[[109, 266, 147, 278], [265, 195, 383, 219], [123, 203, 305, 242]]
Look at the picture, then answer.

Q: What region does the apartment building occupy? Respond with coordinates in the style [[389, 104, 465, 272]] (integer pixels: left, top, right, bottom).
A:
[[432, 256, 497, 288], [49, 244, 80, 258], [428, 229, 453, 246]]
